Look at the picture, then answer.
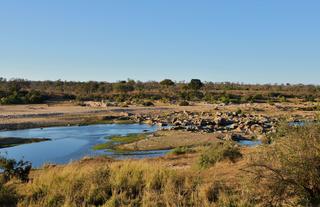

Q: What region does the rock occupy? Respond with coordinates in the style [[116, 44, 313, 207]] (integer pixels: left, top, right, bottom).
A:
[[215, 117, 231, 126]]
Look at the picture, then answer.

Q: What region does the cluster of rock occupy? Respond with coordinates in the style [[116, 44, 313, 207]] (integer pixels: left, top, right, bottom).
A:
[[119, 111, 279, 140]]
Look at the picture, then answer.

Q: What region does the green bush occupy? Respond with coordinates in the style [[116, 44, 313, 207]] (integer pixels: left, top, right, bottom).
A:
[[160, 79, 175, 86], [169, 146, 195, 155], [179, 101, 189, 106], [0, 156, 31, 182], [188, 79, 203, 90], [0, 90, 46, 105], [198, 141, 242, 168]]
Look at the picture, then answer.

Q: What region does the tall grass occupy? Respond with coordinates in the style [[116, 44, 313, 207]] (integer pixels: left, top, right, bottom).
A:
[[18, 161, 210, 207], [198, 141, 242, 169]]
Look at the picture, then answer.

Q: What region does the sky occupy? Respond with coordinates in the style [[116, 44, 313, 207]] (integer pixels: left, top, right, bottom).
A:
[[0, 0, 319, 84]]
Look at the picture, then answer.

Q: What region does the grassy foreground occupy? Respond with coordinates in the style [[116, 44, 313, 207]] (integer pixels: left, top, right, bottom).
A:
[[1, 123, 320, 206]]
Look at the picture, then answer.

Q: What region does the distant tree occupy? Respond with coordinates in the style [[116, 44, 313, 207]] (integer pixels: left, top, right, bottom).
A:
[[160, 79, 175, 87], [188, 79, 203, 90], [113, 81, 134, 93]]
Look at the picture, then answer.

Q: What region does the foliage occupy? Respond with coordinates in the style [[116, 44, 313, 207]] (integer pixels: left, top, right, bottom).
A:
[[113, 81, 135, 93], [0, 90, 46, 105], [169, 146, 195, 155], [0, 77, 319, 105], [188, 79, 203, 90], [160, 79, 175, 86], [179, 101, 190, 106], [244, 124, 320, 206], [93, 133, 148, 150], [0, 155, 32, 182], [198, 141, 242, 169]]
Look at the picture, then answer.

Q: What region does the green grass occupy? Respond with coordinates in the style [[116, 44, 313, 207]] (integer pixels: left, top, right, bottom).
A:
[[92, 133, 149, 151], [77, 118, 136, 126], [168, 146, 195, 155]]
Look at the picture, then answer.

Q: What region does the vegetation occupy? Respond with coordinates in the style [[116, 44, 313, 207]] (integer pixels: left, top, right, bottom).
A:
[[244, 123, 320, 206], [160, 79, 175, 86], [0, 155, 31, 182], [179, 100, 190, 106], [142, 101, 154, 106], [0, 123, 320, 206], [0, 78, 319, 105], [198, 141, 242, 169], [188, 79, 203, 90], [0, 180, 17, 207], [169, 146, 195, 155], [16, 161, 208, 207], [92, 133, 149, 151]]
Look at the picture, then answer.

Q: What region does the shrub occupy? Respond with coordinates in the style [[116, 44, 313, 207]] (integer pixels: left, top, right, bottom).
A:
[[279, 95, 287, 102], [219, 95, 230, 104], [179, 101, 189, 106], [0, 156, 31, 182], [245, 124, 320, 206], [113, 82, 134, 93], [188, 79, 203, 90], [142, 101, 154, 106], [169, 146, 195, 155], [198, 141, 242, 168], [160, 79, 175, 86], [0, 90, 46, 105]]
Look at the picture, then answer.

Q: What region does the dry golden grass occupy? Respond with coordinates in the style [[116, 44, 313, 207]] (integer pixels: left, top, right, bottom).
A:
[[2, 146, 260, 207]]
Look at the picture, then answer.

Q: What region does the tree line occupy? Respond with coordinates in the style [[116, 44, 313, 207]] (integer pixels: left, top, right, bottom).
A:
[[0, 77, 319, 104]]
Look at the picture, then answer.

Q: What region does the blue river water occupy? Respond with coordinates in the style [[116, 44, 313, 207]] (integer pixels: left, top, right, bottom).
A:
[[0, 124, 169, 168]]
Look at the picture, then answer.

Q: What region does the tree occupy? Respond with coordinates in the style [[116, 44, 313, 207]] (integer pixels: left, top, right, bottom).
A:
[[160, 79, 175, 87], [113, 81, 134, 93], [188, 79, 203, 90]]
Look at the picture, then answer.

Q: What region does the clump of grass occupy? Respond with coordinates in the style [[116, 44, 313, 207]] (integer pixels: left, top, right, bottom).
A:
[[198, 141, 242, 169], [92, 142, 114, 150], [169, 146, 195, 155], [179, 101, 189, 106], [0, 179, 17, 207], [92, 133, 149, 151]]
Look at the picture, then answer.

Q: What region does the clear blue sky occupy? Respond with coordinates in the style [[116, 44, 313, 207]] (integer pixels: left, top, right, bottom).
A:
[[0, 0, 319, 84]]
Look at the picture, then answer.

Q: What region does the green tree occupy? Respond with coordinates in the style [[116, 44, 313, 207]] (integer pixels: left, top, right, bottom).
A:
[[188, 79, 203, 90], [160, 79, 175, 87]]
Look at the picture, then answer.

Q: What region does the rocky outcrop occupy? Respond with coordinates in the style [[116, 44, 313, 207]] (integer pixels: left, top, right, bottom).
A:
[[118, 110, 279, 139]]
